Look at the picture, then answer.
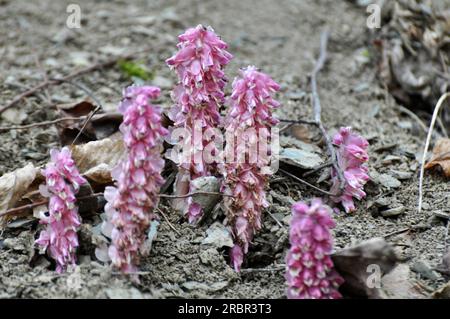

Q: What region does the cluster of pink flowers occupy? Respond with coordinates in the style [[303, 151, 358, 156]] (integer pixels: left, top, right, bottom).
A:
[[104, 85, 167, 273], [330, 127, 370, 213], [222, 66, 280, 271], [286, 199, 343, 299], [29, 26, 376, 301], [166, 24, 232, 223], [36, 147, 87, 273]]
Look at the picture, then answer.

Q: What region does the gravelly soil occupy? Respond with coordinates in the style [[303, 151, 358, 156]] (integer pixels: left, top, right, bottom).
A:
[[0, 0, 449, 298]]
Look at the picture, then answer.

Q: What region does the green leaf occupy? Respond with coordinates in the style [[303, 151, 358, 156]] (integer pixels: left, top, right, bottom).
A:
[[117, 60, 153, 81]]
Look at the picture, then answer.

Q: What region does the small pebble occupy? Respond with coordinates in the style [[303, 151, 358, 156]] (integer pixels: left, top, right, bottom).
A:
[[390, 170, 413, 180], [380, 206, 406, 217]]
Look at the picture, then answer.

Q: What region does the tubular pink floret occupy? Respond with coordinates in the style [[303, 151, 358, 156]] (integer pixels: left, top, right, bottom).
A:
[[223, 66, 280, 271], [166, 25, 232, 223], [330, 127, 370, 213], [286, 199, 343, 299], [226, 65, 280, 129], [36, 147, 87, 273], [105, 85, 167, 273]]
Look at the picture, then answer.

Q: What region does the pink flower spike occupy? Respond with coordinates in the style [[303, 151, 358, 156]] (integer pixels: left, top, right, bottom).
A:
[[330, 127, 370, 213], [36, 147, 86, 273], [286, 199, 344, 299], [226, 66, 280, 129], [104, 85, 167, 273], [166, 25, 232, 223], [222, 66, 280, 271]]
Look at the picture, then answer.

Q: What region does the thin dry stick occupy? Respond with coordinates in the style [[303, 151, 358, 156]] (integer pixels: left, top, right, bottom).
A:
[[278, 118, 318, 126], [0, 117, 83, 131], [445, 220, 449, 250], [0, 199, 48, 217], [34, 55, 53, 106], [0, 192, 104, 218], [279, 168, 334, 196], [383, 227, 410, 239], [53, 78, 103, 109], [0, 113, 121, 132], [384, 85, 429, 135], [267, 210, 286, 229], [436, 114, 449, 138], [418, 92, 450, 213], [396, 104, 429, 134], [0, 48, 151, 115], [303, 161, 332, 177], [159, 191, 232, 199], [72, 105, 101, 145], [240, 265, 285, 273], [279, 123, 293, 133], [53, 79, 104, 145], [156, 207, 181, 236], [311, 30, 328, 123], [310, 30, 346, 195], [1, 191, 231, 218]]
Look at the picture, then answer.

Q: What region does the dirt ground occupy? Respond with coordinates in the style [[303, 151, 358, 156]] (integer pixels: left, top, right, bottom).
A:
[[0, 0, 449, 298]]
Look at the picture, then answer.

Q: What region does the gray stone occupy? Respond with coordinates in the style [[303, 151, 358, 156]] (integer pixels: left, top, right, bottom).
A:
[[380, 206, 406, 217]]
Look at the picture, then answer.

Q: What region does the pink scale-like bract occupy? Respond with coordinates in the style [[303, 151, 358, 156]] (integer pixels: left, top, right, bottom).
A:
[[166, 24, 233, 223], [330, 127, 370, 213], [222, 66, 280, 271], [35, 147, 87, 273], [104, 85, 168, 273], [286, 199, 344, 299]]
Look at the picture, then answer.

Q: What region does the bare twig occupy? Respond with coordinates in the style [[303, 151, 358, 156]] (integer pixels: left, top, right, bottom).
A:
[[279, 168, 335, 196], [34, 55, 53, 106], [1, 191, 231, 218], [240, 265, 285, 273], [436, 114, 449, 138], [49, 78, 104, 145], [267, 210, 286, 229], [445, 220, 449, 250], [310, 30, 345, 196], [418, 92, 450, 213], [383, 227, 410, 239], [159, 191, 233, 199], [0, 192, 104, 218], [0, 112, 121, 132], [156, 207, 181, 236], [383, 85, 429, 136], [0, 49, 151, 115], [302, 161, 332, 177], [72, 104, 101, 145], [0, 117, 83, 132], [52, 78, 103, 109], [396, 104, 429, 134], [311, 30, 329, 123], [279, 123, 293, 133], [278, 118, 318, 126], [0, 199, 48, 217]]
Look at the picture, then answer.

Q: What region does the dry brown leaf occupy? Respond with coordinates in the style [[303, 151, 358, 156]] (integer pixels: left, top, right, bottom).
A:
[[0, 134, 122, 224], [70, 132, 125, 184], [56, 100, 123, 145], [376, 0, 449, 110], [379, 264, 429, 299], [432, 281, 450, 299], [57, 100, 96, 117], [0, 163, 38, 224], [332, 237, 398, 298], [424, 138, 450, 176], [82, 163, 114, 184], [57, 100, 97, 145], [290, 124, 311, 143]]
